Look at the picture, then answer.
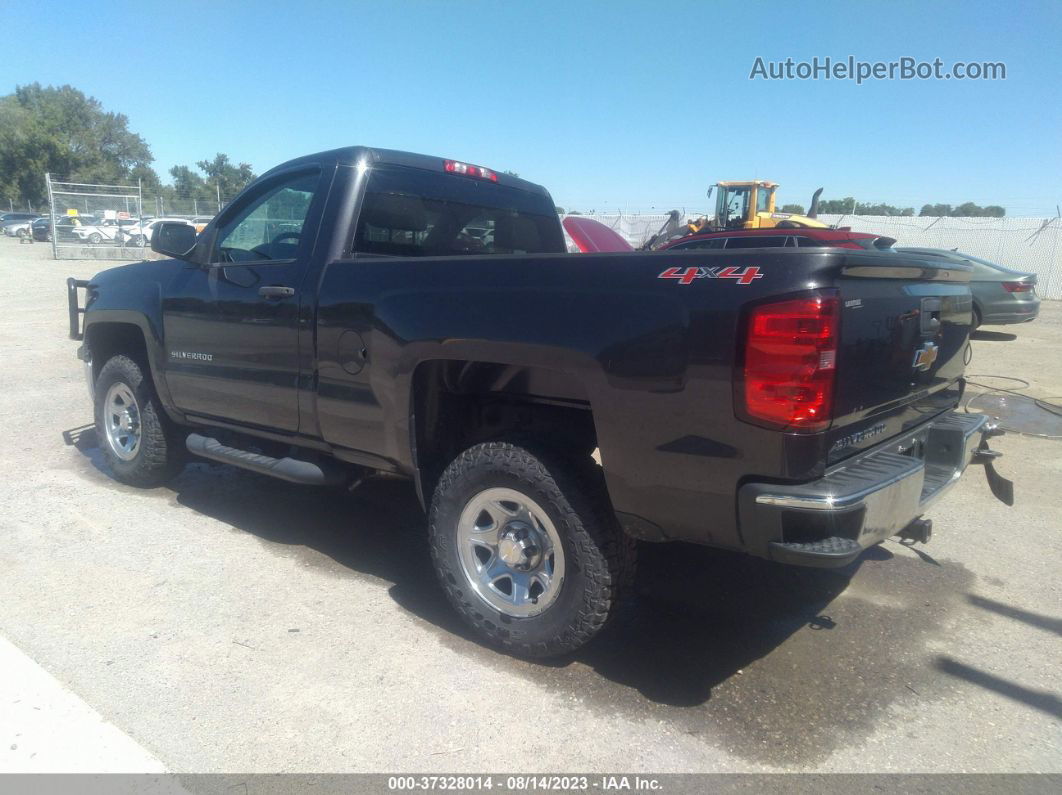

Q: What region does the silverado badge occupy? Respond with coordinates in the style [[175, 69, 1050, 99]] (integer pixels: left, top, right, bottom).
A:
[[912, 341, 939, 371]]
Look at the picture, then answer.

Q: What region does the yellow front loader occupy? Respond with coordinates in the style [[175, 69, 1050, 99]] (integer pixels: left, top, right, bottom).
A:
[[642, 183, 827, 249], [709, 181, 826, 230]]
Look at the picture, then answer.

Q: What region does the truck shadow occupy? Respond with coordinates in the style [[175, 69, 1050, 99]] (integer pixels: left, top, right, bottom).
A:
[[67, 442, 976, 767], [971, 329, 1018, 341], [161, 464, 857, 703]]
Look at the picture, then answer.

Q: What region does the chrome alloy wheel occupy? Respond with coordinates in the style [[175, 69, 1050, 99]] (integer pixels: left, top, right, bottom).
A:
[[456, 487, 565, 617], [103, 382, 142, 461]]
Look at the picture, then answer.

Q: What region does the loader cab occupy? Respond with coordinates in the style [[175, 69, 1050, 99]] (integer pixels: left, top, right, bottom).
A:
[[713, 181, 777, 229]]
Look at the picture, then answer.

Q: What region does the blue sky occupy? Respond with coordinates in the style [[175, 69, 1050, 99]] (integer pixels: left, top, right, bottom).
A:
[[3, 0, 1060, 215]]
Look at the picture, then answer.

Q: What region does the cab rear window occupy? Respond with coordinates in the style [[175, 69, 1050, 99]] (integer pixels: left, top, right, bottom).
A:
[[354, 165, 564, 257]]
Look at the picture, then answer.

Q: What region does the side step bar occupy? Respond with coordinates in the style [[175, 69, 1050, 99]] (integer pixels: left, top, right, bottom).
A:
[[186, 433, 345, 486]]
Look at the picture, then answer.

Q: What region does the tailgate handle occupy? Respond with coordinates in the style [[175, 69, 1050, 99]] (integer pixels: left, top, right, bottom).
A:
[[921, 297, 942, 336]]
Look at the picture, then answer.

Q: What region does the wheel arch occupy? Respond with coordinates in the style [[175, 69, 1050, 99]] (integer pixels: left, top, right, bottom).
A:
[[408, 358, 598, 507], [83, 313, 179, 420]]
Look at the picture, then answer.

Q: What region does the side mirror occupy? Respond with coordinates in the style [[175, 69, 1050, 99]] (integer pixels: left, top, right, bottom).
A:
[[152, 222, 197, 259]]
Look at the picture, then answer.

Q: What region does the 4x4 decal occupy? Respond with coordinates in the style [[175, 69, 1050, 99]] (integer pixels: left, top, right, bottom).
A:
[[658, 266, 764, 285]]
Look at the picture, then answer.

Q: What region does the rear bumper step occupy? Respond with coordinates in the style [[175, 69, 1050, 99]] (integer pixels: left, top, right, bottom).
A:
[[739, 411, 1012, 568], [185, 433, 345, 486]]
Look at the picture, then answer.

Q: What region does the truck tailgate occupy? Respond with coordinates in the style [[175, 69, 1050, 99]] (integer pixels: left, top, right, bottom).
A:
[[826, 253, 974, 463]]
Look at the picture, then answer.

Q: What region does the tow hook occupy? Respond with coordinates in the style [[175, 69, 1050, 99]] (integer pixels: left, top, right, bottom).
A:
[[899, 517, 933, 545], [973, 423, 1014, 506]]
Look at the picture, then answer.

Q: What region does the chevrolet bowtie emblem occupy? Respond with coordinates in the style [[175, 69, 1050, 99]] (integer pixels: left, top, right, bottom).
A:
[[912, 341, 939, 371]]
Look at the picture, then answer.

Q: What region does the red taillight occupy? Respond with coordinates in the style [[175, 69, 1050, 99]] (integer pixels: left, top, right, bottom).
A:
[[741, 292, 839, 432], [1001, 281, 1033, 293], [444, 159, 498, 182]]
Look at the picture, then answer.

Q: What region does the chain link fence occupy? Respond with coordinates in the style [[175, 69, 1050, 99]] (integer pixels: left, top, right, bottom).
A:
[[42, 174, 237, 260], [817, 214, 1062, 300], [45, 174, 145, 260], [561, 212, 1062, 300]]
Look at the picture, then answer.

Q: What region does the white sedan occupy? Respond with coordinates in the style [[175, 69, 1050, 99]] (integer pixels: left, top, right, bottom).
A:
[[120, 217, 196, 247]]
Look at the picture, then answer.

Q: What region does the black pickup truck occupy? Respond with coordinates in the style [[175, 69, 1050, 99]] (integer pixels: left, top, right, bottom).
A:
[[67, 146, 1013, 657]]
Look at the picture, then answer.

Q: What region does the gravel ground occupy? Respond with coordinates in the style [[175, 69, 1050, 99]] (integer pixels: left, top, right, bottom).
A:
[[0, 236, 1059, 774]]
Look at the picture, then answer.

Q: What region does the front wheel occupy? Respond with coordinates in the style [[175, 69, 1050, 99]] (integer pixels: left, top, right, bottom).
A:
[[429, 441, 635, 658], [87, 232, 102, 244], [94, 354, 184, 487]]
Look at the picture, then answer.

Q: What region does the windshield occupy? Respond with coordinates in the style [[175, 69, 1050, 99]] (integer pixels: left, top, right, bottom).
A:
[[354, 165, 564, 257]]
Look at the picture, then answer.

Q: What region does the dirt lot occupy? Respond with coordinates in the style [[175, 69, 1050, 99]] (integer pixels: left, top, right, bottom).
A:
[[0, 236, 1059, 774]]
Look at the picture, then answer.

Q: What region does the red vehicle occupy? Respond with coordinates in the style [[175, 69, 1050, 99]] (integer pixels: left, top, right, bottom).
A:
[[661, 226, 896, 251]]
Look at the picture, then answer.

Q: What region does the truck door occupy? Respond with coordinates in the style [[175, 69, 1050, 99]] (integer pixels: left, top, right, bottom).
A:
[[162, 168, 323, 432]]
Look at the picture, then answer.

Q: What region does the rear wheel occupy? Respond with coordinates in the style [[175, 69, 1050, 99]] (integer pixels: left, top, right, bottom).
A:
[[87, 232, 102, 245], [94, 354, 184, 487], [429, 441, 635, 658], [973, 305, 983, 328]]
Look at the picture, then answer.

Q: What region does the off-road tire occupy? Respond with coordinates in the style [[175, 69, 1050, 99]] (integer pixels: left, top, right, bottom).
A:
[[429, 441, 636, 658], [94, 354, 184, 487]]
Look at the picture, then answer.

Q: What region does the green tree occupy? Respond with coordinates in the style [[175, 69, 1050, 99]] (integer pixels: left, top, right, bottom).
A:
[[919, 202, 1005, 217], [168, 165, 209, 199], [195, 153, 256, 200], [854, 201, 915, 216], [815, 198, 913, 216], [920, 203, 952, 216], [779, 203, 805, 214], [818, 197, 857, 214], [0, 83, 156, 206]]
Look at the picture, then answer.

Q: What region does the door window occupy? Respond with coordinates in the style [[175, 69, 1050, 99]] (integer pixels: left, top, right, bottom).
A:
[[756, 187, 771, 213], [212, 171, 319, 263]]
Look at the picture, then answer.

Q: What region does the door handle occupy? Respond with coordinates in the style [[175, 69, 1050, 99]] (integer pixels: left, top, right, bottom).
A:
[[259, 285, 295, 299]]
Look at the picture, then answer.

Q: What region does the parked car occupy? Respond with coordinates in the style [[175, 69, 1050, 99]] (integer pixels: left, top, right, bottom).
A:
[[71, 218, 140, 245], [66, 146, 1012, 658], [120, 217, 195, 247], [896, 248, 1040, 326], [37, 215, 98, 243], [661, 226, 896, 251], [30, 217, 53, 242], [2, 219, 36, 238], [0, 212, 41, 225]]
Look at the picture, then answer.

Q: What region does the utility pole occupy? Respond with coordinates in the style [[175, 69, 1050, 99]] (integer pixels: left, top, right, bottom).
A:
[[216, 181, 222, 213]]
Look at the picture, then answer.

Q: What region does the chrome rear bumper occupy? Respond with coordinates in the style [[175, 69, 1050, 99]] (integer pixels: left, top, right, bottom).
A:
[[739, 412, 1009, 567]]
